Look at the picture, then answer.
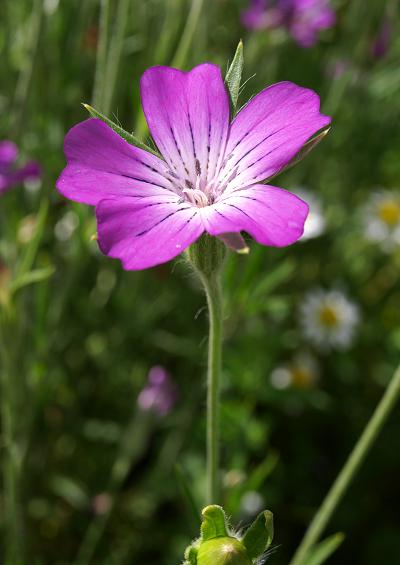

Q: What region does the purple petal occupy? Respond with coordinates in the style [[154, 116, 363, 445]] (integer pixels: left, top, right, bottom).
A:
[[218, 82, 331, 191], [202, 184, 309, 247], [0, 141, 18, 171], [96, 196, 204, 270], [140, 64, 230, 187], [57, 119, 174, 205], [0, 160, 41, 194]]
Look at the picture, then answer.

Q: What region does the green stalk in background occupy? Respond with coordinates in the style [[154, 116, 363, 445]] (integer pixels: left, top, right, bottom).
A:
[[289, 364, 400, 565], [13, 0, 44, 139], [135, 0, 205, 139], [0, 308, 24, 565], [92, 0, 110, 110], [102, 0, 131, 116]]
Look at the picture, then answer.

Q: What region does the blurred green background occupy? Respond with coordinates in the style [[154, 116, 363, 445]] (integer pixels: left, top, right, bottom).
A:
[[0, 0, 400, 563]]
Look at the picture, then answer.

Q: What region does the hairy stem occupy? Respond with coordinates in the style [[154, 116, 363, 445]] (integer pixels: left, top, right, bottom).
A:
[[289, 363, 400, 565], [201, 274, 223, 504]]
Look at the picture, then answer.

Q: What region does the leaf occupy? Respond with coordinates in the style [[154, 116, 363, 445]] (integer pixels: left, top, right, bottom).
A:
[[174, 464, 201, 528], [10, 265, 55, 295], [201, 505, 229, 541], [82, 103, 160, 157], [268, 126, 331, 181], [242, 510, 274, 560], [303, 533, 345, 565], [225, 40, 244, 113]]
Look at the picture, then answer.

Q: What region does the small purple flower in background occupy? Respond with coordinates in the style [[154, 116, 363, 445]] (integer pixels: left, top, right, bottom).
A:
[[137, 366, 177, 417], [242, 0, 336, 48], [0, 140, 41, 195], [371, 16, 391, 60], [57, 64, 330, 269]]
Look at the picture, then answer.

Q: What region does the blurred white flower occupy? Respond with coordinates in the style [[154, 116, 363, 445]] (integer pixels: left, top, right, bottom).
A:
[[363, 190, 400, 251], [300, 289, 360, 350], [270, 353, 319, 389], [293, 188, 326, 241], [240, 491, 265, 517]]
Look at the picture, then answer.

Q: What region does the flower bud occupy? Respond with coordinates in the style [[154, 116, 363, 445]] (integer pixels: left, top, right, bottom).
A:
[[197, 537, 252, 565]]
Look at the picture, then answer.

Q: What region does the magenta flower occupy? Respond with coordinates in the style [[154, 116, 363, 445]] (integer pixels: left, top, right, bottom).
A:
[[242, 0, 336, 48], [0, 141, 41, 195], [57, 64, 330, 269], [137, 366, 177, 417]]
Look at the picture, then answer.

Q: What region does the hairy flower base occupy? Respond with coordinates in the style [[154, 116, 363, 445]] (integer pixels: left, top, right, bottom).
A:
[[57, 63, 330, 270]]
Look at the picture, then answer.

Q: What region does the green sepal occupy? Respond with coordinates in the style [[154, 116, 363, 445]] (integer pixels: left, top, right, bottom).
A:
[[302, 532, 345, 565], [200, 505, 229, 541], [186, 234, 226, 278], [82, 103, 160, 157], [184, 541, 200, 565], [225, 40, 244, 114], [197, 537, 252, 565], [241, 510, 274, 560]]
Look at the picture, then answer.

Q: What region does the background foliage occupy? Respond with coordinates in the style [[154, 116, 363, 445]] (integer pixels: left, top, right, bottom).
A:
[[0, 0, 399, 563]]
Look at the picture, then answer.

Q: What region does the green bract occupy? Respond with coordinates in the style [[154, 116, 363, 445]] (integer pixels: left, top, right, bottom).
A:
[[184, 505, 274, 565]]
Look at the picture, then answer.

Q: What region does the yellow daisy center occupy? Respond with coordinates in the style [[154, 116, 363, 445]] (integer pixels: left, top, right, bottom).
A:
[[378, 199, 400, 227], [291, 367, 315, 389], [319, 305, 339, 328]]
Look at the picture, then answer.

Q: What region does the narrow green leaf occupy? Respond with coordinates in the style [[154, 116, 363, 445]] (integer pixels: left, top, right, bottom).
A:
[[242, 510, 274, 559], [201, 505, 229, 541], [303, 533, 345, 565], [225, 40, 244, 113], [268, 126, 331, 181], [174, 464, 201, 528], [82, 103, 160, 157], [10, 265, 55, 295]]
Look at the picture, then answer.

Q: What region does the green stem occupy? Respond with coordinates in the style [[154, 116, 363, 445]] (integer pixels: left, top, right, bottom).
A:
[[102, 0, 130, 116], [201, 274, 223, 504], [13, 0, 44, 139], [289, 364, 400, 565], [92, 0, 110, 110], [0, 311, 24, 564]]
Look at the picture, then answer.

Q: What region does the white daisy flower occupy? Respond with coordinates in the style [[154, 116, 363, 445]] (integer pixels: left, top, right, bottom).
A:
[[270, 353, 319, 390], [293, 188, 326, 241], [363, 189, 400, 251], [300, 289, 360, 351]]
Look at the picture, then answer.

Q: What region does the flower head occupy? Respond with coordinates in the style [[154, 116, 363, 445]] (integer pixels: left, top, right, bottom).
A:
[[0, 140, 41, 195], [57, 63, 330, 270], [300, 289, 360, 351], [270, 352, 319, 388], [242, 0, 336, 48], [137, 366, 177, 417], [363, 190, 400, 251]]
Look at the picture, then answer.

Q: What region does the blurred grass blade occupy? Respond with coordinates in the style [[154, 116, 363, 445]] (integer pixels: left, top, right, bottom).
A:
[[225, 40, 244, 113], [174, 464, 201, 528], [83, 104, 160, 156], [303, 533, 345, 565], [16, 198, 48, 277], [10, 265, 55, 295]]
